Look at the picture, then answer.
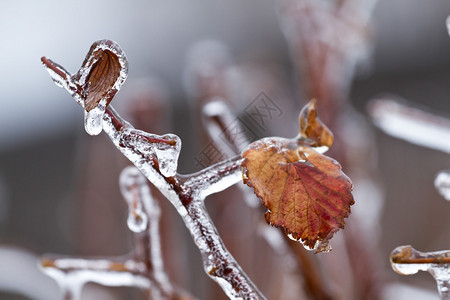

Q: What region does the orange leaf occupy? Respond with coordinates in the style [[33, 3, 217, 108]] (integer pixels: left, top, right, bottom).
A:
[[299, 99, 334, 149], [242, 138, 354, 252]]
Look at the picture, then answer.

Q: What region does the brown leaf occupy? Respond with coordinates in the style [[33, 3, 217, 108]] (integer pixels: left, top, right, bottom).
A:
[[66, 40, 127, 112], [84, 49, 121, 111], [299, 99, 334, 148], [242, 138, 353, 252]]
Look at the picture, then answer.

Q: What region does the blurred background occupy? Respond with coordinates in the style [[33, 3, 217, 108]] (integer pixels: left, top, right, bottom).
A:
[[0, 0, 449, 299]]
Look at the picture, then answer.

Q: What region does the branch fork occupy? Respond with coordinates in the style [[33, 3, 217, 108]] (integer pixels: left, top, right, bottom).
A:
[[42, 40, 265, 299]]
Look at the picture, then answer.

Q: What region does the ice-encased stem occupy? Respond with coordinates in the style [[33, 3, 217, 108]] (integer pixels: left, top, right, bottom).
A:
[[391, 245, 450, 299], [119, 166, 174, 297], [42, 47, 264, 299], [102, 108, 264, 299], [40, 256, 152, 300]]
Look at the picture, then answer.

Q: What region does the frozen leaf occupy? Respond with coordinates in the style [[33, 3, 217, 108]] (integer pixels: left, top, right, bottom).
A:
[[74, 40, 127, 112], [83, 49, 120, 111], [242, 137, 354, 253], [41, 40, 128, 136], [299, 99, 334, 151]]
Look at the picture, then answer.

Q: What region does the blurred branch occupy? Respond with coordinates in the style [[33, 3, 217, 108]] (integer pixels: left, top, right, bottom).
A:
[[368, 97, 450, 154]]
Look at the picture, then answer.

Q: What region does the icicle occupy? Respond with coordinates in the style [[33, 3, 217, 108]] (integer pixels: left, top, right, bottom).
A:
[[84, 102, 106, 136], [153, 136, 182, 177], [120, 166, 149, 233], [435, 170, 450, 201]]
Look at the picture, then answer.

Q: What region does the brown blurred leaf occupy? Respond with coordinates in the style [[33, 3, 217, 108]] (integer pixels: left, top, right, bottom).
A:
[[242, 138, 353, 252], [299, 99, 334, 148]]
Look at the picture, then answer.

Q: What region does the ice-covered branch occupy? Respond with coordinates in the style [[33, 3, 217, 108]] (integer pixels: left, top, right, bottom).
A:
[[183, 155, 243, 200], [120, 166, 175, 297], [202, 100, 243, 156], [42, 40, 264, 299], [391, 245, 450, 299], [41, 255, 151, 300], [203, 99, 333, 299], [40, 166, 189, 300], [368, 97, 450, 154]]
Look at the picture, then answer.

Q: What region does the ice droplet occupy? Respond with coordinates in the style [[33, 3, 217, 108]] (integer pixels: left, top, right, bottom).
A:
[[391, 261, 427, 275], [119, 131, 181, 178], [84, 104, 106, 136], [154, 137, 181, 177], [435, 170, 450, 201], [127, 211, 148, 233], [120, 166, 149, 233]]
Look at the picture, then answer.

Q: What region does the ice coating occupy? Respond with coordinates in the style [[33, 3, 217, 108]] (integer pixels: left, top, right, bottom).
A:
[[391, 245, 450, 299], [153, 136, 182, 177], [184, 156, 244, 200], [435, 170, 450, 201], [40, 256, 151, 300], [202, 99, 242, 155], [430, 266, 450, 300], [118, 130, 181, 178], [201, 99, 261, 208]]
